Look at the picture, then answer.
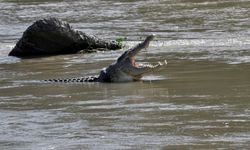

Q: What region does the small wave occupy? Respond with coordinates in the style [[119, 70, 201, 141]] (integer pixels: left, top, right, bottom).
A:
[[142, 75, 166, 81], [0, 56, 20, 64], [226, 56, 250, 64], [12, 80, 43, 84]]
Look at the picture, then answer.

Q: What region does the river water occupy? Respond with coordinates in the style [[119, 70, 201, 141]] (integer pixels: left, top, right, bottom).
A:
[[0, 0, 250, 149]]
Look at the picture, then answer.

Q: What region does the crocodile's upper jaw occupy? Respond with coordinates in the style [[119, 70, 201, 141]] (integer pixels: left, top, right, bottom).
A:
[[100, 34, 167, 82]]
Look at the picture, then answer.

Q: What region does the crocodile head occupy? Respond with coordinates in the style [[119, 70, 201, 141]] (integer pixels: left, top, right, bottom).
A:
[[98, 35, 167, 82]]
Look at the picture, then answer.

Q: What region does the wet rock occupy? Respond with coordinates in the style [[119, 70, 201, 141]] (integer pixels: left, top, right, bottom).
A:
[[9, 18, 122, 58]]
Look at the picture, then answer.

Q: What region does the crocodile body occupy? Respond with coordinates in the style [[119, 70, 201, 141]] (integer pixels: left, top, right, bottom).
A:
[[45, 35, 167, 83]]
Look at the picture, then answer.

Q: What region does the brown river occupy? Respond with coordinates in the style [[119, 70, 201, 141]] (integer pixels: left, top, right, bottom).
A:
[[0, 0, 250, 149]]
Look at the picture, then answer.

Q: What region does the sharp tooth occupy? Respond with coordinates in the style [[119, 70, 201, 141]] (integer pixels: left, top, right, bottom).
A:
[[158, 61, 162, 65], [138, 64, 144, 67], [164, 60, 168, 65]]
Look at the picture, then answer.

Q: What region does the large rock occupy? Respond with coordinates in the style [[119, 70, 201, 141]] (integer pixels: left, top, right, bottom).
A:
[[9, 18, 122, 57]]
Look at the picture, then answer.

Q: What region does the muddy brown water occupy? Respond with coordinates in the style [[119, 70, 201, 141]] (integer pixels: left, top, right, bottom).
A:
[[1, 0, 250, 149]]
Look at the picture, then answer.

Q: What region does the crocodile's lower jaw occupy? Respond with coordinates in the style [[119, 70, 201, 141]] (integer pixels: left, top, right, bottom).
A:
[[137, 60, 168, 69]]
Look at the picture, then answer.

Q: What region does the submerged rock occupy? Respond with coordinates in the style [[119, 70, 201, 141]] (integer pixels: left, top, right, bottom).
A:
[[9, 18, 122, 58]]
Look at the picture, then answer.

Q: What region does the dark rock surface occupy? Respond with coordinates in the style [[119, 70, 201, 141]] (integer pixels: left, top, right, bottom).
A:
[[9, 18, 122, 58]]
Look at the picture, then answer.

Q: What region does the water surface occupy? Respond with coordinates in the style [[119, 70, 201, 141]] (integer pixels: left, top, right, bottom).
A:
[[0, 0, 250, 149]]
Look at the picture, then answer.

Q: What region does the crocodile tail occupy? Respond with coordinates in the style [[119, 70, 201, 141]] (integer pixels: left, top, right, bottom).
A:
[[44, 76, 99, 83]]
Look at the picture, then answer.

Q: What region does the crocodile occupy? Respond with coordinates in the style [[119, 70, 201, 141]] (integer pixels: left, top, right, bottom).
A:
[[45, 35, 167, 83]]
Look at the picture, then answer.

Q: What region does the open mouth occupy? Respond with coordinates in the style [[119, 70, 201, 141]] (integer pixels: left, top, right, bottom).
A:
[[128, 34, 167, 70]]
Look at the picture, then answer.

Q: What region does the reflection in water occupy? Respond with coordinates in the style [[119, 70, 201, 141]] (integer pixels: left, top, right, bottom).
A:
[[0, 0, 250, 149]]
